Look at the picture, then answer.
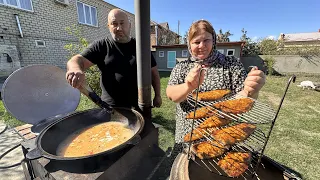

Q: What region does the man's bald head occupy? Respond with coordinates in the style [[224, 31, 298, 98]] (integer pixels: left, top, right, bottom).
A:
[[107, 9, 131, 43], [108, 9, 128, 22]]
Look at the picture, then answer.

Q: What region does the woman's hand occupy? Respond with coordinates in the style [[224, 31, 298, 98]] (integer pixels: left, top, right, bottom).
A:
[[185, 64, 206, 90], [242, 66, 266, 98]]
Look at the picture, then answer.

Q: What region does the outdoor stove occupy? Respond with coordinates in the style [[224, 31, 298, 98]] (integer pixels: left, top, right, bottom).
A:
[[19, 128, 165, 180]]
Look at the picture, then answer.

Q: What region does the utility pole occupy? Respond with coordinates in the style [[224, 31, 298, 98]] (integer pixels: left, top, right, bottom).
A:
[[178, 20, 180, 35], [178, 20, 180, 44]]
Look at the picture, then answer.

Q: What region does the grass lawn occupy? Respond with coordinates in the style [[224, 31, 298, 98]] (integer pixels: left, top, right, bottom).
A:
[[1, 72, 319, 180]]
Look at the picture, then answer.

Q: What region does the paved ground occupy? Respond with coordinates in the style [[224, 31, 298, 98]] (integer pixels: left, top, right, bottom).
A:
[[0, 122, 25, 180]]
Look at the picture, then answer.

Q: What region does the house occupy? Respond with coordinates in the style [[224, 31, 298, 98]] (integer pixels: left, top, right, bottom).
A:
[[278, 29, 320, 48], [152, 42, 245, 71], [150, 21, 180, 50], [0, 0, 139, 76], [0, 0, 174, 77]]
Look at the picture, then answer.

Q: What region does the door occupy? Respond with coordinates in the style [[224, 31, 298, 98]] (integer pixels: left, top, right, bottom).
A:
[[167, 51, 176, 68]]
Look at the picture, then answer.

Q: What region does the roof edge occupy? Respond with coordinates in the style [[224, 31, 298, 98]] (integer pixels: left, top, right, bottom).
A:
[[152, 41, 245, 48]]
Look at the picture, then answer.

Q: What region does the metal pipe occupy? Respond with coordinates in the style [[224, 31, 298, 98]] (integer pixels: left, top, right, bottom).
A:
[[155, 25, 158, 45], [134, 0, 152, 120], [14, 14, 23, 38]]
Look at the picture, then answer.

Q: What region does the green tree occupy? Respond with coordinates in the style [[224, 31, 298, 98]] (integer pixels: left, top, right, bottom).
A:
[[240, 28, 260, 56], [259, 38, 278, 55], [64, 25, 102, 96], [217, 29, 233, 42]]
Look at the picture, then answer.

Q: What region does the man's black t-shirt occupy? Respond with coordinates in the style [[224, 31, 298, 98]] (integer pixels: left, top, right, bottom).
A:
[[81, 37, 157, 108]]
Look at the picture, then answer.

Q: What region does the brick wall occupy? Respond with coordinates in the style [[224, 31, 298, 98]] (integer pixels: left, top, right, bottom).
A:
[[0, 0, 136, 73]]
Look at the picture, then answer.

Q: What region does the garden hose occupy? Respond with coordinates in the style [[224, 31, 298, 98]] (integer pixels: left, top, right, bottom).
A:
[[0, 124, 8, 135], [0, 124, 23, 169]]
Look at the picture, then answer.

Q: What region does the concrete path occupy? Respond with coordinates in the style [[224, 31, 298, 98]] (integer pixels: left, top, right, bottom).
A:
[[0, 122, 25, 180]]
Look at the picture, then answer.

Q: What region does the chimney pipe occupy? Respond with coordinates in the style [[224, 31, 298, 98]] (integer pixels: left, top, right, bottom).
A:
[[134, 0, 152, 120], [155, 25, 158, 45]]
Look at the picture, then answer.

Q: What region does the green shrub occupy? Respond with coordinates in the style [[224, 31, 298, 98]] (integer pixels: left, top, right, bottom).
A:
[[264, 56, 275, 76], [64, 24, 101, 96]]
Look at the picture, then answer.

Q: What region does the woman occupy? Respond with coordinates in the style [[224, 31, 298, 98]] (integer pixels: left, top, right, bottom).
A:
[[166, 19, 265, 147]]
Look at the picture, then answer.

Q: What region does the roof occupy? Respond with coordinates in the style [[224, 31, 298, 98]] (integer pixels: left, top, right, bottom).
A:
[[159, 22, 169, 29], [279, 31, 320, 42], [152, 41, 245, 48], [99, 1, 166, 31], [150, 21, 180, 37]]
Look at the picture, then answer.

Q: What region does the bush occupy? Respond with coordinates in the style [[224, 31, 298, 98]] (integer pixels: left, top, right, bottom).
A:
[[85, 66, 102, 96], [264, 56, 275, 76], [64, 24, 101, 96]]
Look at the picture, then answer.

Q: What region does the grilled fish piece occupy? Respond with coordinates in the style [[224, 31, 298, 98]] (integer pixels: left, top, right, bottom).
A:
[[211, 123, 256, 146], [213, 98, 254, 115], [183, 128, 206, 142], [198, 115, 231, 129], [218, 152, 251, 177], [192, 89, 231, 101], [193, 141, 229, 159], [186, 106, 216, 119]]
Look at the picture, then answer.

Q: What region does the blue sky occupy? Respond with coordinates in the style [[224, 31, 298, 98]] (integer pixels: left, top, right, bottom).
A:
[[105, 0, 319, 41]]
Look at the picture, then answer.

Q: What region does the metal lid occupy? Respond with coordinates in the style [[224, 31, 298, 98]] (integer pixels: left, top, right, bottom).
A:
[[1, 64, 80, 125]]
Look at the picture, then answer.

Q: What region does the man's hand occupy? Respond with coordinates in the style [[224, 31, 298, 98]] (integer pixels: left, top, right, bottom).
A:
[[153, 95, 162, 108], [243, 66, 266, 98], [66, 68, 85, 89]]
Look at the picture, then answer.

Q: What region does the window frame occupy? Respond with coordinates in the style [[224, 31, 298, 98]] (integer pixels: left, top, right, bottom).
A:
[[182, 50, 188, 57], [217, 49, 225, 54], [0, 0, 34, 12], [35, 40, 46, 48], [76, 1, 98, 27], [159, 51, 164, 57], [226, 49, 235, 56]]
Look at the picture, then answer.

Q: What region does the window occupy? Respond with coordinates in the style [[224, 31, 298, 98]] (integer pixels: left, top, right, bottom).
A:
[[159, 51, 164, 57], [77, 1, 98, 27], [227, 49, 235, 56], [217, 49, 224, 54], [182, 50, 188, 57], [35, 40, 46, 47], [0, 0, 33, 11]]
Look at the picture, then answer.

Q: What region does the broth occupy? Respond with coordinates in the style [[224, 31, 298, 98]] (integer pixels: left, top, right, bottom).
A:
[[57, 121, 134, 157]]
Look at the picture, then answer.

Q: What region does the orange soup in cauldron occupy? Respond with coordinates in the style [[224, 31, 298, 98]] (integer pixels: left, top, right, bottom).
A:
[[57, 121, 134, 157]]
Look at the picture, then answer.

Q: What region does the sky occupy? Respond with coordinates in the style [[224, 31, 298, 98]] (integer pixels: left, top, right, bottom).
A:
[[105, 0, 320, 42]]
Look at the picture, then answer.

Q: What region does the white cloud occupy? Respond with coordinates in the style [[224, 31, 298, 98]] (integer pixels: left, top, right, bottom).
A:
[[266, 35, 275, 40], [252, 36, 258, 42]]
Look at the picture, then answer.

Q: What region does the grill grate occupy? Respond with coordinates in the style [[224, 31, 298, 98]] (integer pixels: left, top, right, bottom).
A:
[[186, 94, 276, 124], [183, 91, 275, 178], [179, 67, 296, 179]]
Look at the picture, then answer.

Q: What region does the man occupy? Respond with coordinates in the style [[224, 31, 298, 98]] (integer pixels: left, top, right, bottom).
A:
[[66, 9, 162, 134]]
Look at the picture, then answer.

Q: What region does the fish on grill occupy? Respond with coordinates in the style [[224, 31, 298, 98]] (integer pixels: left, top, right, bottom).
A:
[[213, 98, 254, 115], [198, 115, 231, 129], [211, 123, 256, 146], [192, 89, 231, 101], [184, 128, 206, 142], [186, 106, 216, 119], [192, 141, 229, 159], [218, 152, 251, 177]]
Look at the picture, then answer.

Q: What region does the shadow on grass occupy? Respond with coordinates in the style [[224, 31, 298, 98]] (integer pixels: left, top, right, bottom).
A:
[[159, 71, 171, 79], [152, 115, 175, 134]]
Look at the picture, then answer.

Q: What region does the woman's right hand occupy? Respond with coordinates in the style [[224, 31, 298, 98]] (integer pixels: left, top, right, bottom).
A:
[[185, 64, 206, 90]]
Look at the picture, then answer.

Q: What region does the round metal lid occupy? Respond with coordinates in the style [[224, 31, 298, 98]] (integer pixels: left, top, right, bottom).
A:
[[1, 64, 81, 125]]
